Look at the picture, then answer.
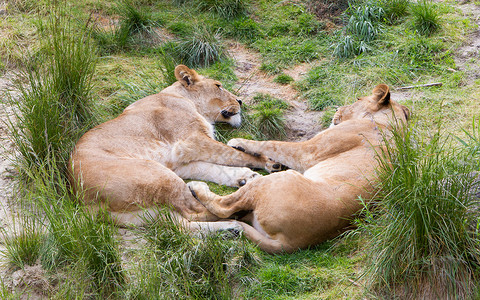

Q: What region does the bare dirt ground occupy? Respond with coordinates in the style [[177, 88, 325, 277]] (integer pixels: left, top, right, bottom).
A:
[[228, 42, 324, 141], [454, 1, 480, 81], [0, 74, 16, 236]]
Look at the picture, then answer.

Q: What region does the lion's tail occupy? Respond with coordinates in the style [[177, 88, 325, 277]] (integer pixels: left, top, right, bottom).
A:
[[238, 221, 294, 254]]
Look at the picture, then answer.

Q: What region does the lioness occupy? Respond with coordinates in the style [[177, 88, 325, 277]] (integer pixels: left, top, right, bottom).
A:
[[70, 65, 279, 227], [188, 84, 410, 253]]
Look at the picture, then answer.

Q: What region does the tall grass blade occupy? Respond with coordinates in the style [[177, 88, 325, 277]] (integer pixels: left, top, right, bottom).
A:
[[359, 123, 480, 299]]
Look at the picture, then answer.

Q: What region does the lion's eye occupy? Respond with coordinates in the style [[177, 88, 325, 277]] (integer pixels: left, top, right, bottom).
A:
[[215, 83, 222, 89]]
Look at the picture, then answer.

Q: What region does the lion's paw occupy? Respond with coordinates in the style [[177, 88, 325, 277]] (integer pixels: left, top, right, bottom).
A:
[[265, 159, 283, 173], [227, 138, 248, 153], [231, 168, 261, 187], [219, 221, 244, 238], [187, 181, 211, 202]]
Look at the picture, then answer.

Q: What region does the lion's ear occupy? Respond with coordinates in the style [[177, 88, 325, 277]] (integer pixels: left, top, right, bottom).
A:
[[372, 84, 390, 106], [174, 65, 200, 87]]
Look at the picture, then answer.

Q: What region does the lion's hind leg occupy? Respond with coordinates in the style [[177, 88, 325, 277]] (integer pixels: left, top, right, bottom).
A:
[[104, 205, 243, 236], [187, 181, 255, 219], [186, 181, 297, 253]]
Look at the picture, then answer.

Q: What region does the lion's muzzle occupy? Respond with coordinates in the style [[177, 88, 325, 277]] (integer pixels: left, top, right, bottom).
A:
[[221, 110, 238, 118]]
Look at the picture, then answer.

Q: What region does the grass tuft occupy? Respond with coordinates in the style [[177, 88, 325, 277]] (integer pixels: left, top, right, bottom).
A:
[[456, 118, 480, 157], [175, 25, 227, 68], [93, 0, 159, 53], [6, 0, 41, 13], [273, 73, 294, 85], [195, 0, 248, 19], [1, 211, 45, 270], [129, 208, 260, 298], [31, 161, 126, 297], [333, 0, 386, 58], [411, 0, 440, 36], [250, 93, 289, 140], [378, 0, 410, 24], [224, 16, 262, 42], [116, 0, 158, 45], [358, 123, 480, 299], [6, 8, 98, 180], [253, 108, 287, 140], [346, 2, 384, 42]]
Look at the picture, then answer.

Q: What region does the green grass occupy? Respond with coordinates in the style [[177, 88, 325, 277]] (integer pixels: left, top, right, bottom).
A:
[[2, 0, 480, 298], [6, 7, 99, 179], [198, 59, 238, 90], [410, 0, 440, 36], [249, 93, 289, 140], [251, 93, 290, 109], [346, 1, 384, 42], [127, 207, 260, 299], [195, 0, 248, 19], [332, 0, 385, 58], [0, 280, 21, 300], [1, 210, 45, 270], [123, 208, 364, 299], [320, 107, 337, 128], [253, 108, 286, 140], [378, 0, 410, 24], [273, 73, 294, 85], [5, 0, 42, 13], [253, 37, 322, 74], [357, 123, 480, 299], [304, 87, 343, 111], [93, 0, 159, 53], [2, 4, 124, 297], [456, 118, 480, 159], [22, 160, 126, 297], [223, 16, 262, 42], [174, 25, 227, 68], [242, 238, 365, 299], [110, 61, 169, 113]]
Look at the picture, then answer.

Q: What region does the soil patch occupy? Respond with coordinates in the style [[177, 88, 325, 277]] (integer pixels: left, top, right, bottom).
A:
[[0, 73, 17, 235], [306, 0, 348, 25], [453, 2, 480, 83], [228, 42, 323, 141]]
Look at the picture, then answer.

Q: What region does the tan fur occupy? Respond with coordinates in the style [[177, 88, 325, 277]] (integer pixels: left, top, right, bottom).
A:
[[188, 84, 410, 253], [69, 65, 278, 226]]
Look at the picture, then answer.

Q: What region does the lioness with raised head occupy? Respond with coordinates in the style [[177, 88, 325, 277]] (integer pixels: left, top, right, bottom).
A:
[[188, 84, 410, 253], [70, 65, 279, 227]]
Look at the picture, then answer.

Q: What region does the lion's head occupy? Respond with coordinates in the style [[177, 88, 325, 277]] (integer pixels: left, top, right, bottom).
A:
[[163, 65, 243, 127], [331, 84, 409, 127]]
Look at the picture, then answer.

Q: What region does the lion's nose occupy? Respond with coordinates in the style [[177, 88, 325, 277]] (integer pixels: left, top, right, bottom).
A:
[[237, 99, 242, 106], [221, 110, 237, 118]]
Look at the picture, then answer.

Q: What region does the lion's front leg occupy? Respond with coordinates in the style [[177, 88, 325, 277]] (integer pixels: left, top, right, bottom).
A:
[[172, 136, 281, 172], [174, 162, 260, 187], [227, 138, 310, 172]]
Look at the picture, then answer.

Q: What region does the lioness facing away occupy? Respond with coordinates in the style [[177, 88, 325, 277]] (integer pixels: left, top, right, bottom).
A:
[[70, 65, 279, 227], [188, 84, 410, 253]]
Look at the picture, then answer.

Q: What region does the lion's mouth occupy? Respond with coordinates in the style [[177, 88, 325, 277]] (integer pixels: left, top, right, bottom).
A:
[[221, 110, 238, 118]]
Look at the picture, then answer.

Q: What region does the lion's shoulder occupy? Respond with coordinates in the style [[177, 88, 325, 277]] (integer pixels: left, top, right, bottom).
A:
[[125, 92, 196, 113]]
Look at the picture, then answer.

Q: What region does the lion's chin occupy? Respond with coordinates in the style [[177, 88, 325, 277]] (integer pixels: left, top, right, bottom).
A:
[[229, 114, 242, 128]]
